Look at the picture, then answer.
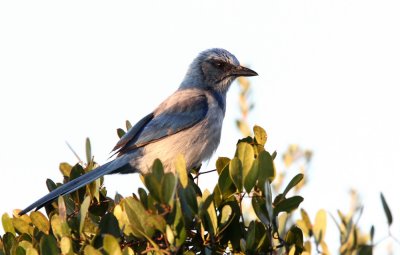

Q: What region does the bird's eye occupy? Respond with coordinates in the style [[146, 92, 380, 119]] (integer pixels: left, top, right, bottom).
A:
[[213, 61, 225, 68]]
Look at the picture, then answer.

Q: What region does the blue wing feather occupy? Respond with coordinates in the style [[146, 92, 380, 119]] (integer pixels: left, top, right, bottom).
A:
[[114, 94, 208, 155]]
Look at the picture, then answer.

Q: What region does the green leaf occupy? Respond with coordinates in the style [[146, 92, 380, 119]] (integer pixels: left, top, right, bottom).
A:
[[152, 159, 164, 182], [274, 196, 304, 215], [124, 197, 154, 238], [236, 142, 254, 174], [30, 211, 50, 234], [46, 178, 57, 192], [257, 151, 275, 192], [229, 157, 243, 192], [175, 154, 188, 188], [178, 185, 198, 221], [253, 125, 267, 146], [103, 234, 122, 255], [251, 196, 270, 226], [246, 221, 256, 251], [380, 192, 393, 226], [216, 157, 230, 175], [162, 173, 177, 205], [99, 213, 120, 238], [144, 174, 162, 203], [218, 167, 236, 198], [3, 232, 16, 254], [264, 181, 274, 225], [283, 174, 304, 197], [244, 158, 259, 193], [125, 120, 132, 130], [285, 226, 304, 253], [40, 235, 59, 255], [2, 213, 15, 235], [16, 246, 26, 255], [116, 128, 125, 138], [85, 137, 91, 164], [79, 196, 91, 234]]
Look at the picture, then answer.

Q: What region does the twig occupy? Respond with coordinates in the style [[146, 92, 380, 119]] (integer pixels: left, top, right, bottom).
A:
[[193, 169, 217, 180]]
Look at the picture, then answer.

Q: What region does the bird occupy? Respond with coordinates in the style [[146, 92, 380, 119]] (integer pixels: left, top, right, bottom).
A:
[[19, 48, 258, 215]]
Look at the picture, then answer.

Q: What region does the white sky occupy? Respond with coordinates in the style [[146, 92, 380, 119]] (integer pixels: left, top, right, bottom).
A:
[[1, 0, 400, 252]]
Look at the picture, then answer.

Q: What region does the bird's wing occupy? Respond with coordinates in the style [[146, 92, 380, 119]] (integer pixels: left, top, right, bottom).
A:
[[113, 93, 209, 155], [19, 92, 209, 215]]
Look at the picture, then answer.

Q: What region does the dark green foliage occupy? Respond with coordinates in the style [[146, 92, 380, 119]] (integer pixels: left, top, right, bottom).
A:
[[0, 126, 308, 254], [4, 125, 393, 254]]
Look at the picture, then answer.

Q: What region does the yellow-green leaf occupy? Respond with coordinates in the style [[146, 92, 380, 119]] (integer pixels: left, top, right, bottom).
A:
[[79, 196, 91, 234], [84, 245, 102, 255], [60, 237, 73, 255], [30, 211, 50, 234], [59, 162, 72, 177], [2, 213, 15, 235], [253, 125, 267, 146], [26, 248, 39, 255], [175, 154, 188, 188], [103, 234, 122, 255]]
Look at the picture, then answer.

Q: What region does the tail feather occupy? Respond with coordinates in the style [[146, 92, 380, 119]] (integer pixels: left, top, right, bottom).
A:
[[19, 154, 133, 215]]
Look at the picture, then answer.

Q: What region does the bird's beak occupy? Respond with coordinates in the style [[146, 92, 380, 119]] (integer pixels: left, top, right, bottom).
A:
[[231, 65, 258, 77]]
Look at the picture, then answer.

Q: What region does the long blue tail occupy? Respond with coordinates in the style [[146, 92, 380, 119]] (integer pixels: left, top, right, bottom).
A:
[[19, 154, 133, 215]]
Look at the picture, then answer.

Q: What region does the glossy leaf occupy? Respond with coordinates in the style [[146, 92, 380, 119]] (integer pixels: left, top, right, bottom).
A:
[[84, 245, 102, 255], [236, 142, 254, 178], [258, 151, 275, 192], [116, 128, 125, 138], [264, 181, 274, 224], [85, 137, 91, 164], [79, 196, 91, 234], [30, 211, 50, 234], [218, 167, 236, 198], [1, 213, 15, 235], [283, 174, 304, 197], [144, 174, 162, 203], [253, 125, 267, 146], [40, 235, 59, 255], [162, 173, 177, 205], [59, 162, 72, 177], [99, 213, 120, 238], [380, 192, 393, 226], [244, 158, 259, 193], [229, 157, 243, 192], [274, 196, 304, 215], [175, 154, 188, 188], [252, 196, 270, 226], [103, 234, 122, 255], [60, 237, 73, 255], [219, 205, 232, 226], [216, 157, 230, 174]]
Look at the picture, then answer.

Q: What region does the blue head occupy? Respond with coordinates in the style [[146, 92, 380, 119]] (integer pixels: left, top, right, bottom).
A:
[[180, 48, 258, 94]]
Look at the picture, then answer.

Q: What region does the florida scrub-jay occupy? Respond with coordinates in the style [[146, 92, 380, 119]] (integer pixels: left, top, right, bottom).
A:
[[20, 48, 258, 215]]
